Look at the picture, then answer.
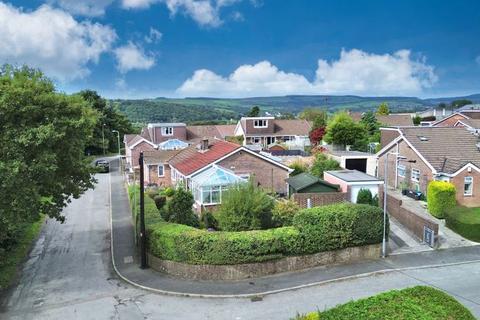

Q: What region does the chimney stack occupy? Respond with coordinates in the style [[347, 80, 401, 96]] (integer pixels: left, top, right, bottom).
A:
[[200, 138, 209, 151]]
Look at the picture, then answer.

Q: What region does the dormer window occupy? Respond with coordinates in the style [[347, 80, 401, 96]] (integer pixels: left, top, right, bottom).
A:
[[161, 127, 173, 136], [254, 119, 268, 128]]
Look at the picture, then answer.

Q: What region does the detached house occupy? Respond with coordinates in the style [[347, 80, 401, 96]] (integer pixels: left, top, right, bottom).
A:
[[234, 117, 311, 150], [377, 126, 480, 207], [167, 138, 292, 211]]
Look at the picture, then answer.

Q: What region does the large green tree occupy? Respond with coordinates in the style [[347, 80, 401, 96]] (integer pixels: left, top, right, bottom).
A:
[[323, 112, 367, 148], [0, 66, 98, 251], [376, 102, 390, 115], [81, 90, 133, 155]]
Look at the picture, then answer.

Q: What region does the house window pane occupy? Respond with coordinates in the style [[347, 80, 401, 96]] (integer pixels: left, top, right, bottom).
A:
[[397, 165, 406, 178], [411, 169, 420, 182], [211, 187, 221, 203], [202, 188, 211, 204], [253, 120, 267, 128], [157, 164, 164, 177], [464, 177, 473, 196], [161, 127, 173, 136]]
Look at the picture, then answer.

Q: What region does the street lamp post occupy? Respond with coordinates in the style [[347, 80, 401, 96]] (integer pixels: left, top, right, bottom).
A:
[[139, 152, 147, 269], [112, 130, 121, 156], [102, 123, 106, 155]]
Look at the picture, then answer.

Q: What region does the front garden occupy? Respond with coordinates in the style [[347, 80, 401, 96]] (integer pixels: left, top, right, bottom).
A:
[[128, 181, 386, 266], [446, 206, 480, 242], [293, 286, 475, 320]]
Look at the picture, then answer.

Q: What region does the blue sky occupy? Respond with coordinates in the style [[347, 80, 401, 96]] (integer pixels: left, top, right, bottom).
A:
[[2, 0, 480, 98]]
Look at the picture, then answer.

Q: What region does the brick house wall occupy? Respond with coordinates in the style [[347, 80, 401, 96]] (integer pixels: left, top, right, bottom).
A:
[[380, 129, 400, 148], [460, 112, 480, 119], [292, 192, 346, 208], [145, 164, 173, 188], [377, 139, 433, 194], [244, 119, 275, 135], [152, 126, 187, 144], [450, 168, 480, 207], [217, 150, 290, 195], [130, 141, 156, 167]]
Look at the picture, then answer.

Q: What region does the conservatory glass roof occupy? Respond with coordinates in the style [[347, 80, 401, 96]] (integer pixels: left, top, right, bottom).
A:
[[191, 165, 244, 187], [158, 139, 189, 150]]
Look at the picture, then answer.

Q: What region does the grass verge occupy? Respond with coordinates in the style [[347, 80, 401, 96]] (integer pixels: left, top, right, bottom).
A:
[[293, 286, 475, 320], [446, 206, 480, 242], [0, 217, 45, 291]]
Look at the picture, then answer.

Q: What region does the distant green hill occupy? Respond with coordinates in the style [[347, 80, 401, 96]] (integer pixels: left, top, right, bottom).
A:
[[112, 94, 480, 124]]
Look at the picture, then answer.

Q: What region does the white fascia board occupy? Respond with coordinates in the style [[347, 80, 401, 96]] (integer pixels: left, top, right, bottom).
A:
[[128, 138, 156, 150]]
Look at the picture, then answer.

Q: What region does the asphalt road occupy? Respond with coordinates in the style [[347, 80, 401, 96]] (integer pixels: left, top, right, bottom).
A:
[[1, 159, 480, 319]]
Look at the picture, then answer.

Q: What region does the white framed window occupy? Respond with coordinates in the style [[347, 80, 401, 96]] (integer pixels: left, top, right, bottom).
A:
[[157, 164, 165, 177], [464, 176, 473, 196], [397, 165, 406, 178], [252, 137, 261, 144], [161, 127, 173, 136], [199, 186, 227, 205], [253, 120, 268, 128], [411, 169, 420, 182]]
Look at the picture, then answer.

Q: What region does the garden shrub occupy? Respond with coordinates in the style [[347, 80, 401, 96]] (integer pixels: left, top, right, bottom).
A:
[[153, 195, 167, 210], [292, 203, 385, 254], [162, 187, 175, 197], [272, 199, 301, 227], [427, 181, 456, 218], [356, 188, 372, 205], [146, 188, 158, 199], [289, 160, 308, 176], [371, 194, 379, 207], [216, 181, 275, 231], [165, 187, 199, 227], [200, 211, 218, 229], [310, 153, 341, 178]]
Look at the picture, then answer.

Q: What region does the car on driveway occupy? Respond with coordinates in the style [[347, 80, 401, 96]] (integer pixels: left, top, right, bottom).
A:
[[95, 159, 110, 173]]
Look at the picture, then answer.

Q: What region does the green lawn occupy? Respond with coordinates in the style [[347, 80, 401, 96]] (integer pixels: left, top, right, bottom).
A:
[[0, 217, 45, 291], [446, 206, 480, 242], [293, 286, 475, 320]]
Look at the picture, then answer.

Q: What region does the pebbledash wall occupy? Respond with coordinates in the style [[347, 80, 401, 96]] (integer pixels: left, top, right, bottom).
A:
[[147, 244, 381, 281], [292, 192, 346, 208]]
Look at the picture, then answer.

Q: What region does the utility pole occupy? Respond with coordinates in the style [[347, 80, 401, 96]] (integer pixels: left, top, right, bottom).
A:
[[112, 130, 120, 156], [139, 152, 147, 269], [102, 123, 106, 155]]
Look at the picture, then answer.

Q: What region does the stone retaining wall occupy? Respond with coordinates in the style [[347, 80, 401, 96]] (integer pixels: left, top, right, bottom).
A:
[[147, 244, 381, 281]]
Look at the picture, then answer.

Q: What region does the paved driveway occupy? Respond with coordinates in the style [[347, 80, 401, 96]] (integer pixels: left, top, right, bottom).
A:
[[1, 159, 479, 319]]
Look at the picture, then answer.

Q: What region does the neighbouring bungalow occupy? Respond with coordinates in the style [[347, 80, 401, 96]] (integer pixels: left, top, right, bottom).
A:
[[167, 138, 293, 211], [234, 116, 311, 150], [124, 134, 156, 169], [142, 150, 182, 187], [323, 170, 383, 203], [377, 126, 480, 207]]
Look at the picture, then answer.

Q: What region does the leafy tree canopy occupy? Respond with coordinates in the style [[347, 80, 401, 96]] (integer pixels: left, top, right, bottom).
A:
[[0, 65, 98, 250], [376, 102, 390, 115], [360, 111, 379, 136], [451, 99, 473, 109], [323, 111, 367, 148], [247, 106, 260, 117], [299, 107, 327, 122], [310, 153, 341, 178]]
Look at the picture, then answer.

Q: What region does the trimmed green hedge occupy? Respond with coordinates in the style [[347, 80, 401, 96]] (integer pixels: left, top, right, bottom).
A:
[[427, 181, 456, 219], [146, 203, 384, 265], [446, 206, 480, 242], [293, 203, 385, 254], [293, 286, 475, 320]]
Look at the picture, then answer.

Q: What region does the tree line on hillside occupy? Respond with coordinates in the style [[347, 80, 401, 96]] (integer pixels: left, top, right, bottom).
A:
[[0, 65, 134, 265]]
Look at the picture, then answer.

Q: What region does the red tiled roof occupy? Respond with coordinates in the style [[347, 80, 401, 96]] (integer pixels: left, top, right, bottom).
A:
[[169, 139, 241, 176]]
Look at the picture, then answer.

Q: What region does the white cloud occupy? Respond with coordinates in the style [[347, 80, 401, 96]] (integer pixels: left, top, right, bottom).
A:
[[176, 49, 438, 97], [121, 0, 239, 27], [145, 27, 163, 43], [114, 42, 155, 73], [47, 0, 114, 16], [0, 3, 116, 81]]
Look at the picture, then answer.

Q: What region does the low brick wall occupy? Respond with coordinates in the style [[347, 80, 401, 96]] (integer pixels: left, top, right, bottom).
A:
[[147, 243, 381, 281], [381, 192, 439, 242], [292, 192, 347, 208]]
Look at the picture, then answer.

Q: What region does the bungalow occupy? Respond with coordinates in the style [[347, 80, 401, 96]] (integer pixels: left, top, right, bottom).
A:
[[124, 134, 156, 169], [167, 138, 293, 210], [233, 116, 311, 150], [377, 126, 480, 207], [142, 150, 181, 187]]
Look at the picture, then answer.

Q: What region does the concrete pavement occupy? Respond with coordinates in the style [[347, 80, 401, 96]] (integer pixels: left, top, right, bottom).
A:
[[1, 157, 480, 319]]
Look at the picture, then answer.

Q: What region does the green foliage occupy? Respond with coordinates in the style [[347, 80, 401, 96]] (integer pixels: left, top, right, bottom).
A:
[[80, 90, 133, 155], [162, 187, 175, 197], [153, 195, 167, 210], [216, 181, 275, 231], [413, 114, 422, 126], [0, 65, 97, 253], [289, 160, 308, 176], [371, 194, 379, 207], [292, 203, 385, 254], [323, 111, 367, 148], [299, 108, 327, 122], [356, 188, 373, 205], [427, 181, 456, 218], [451, 99, 472, 109], [376, 102, 390, 115], [247, 105, 260, 117], [360, 111, 379, 136], [165, 187, 199, 227], [200, 211, 218, 229], [272, 199, 301, 227], [310, 153, 341, 178], [128, 185, 163, 226], [293, 286, 475, 320], [446, 206, 480, 242], [146, 188, 159, 199]]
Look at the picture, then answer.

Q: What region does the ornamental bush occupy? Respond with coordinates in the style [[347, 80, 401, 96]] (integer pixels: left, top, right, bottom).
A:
[[292, 203, 385, 254], [427, 181, 456, 218], [356, 188, 373, 205], [165, 187, 199, 227], [272, 199, 301, 227]]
